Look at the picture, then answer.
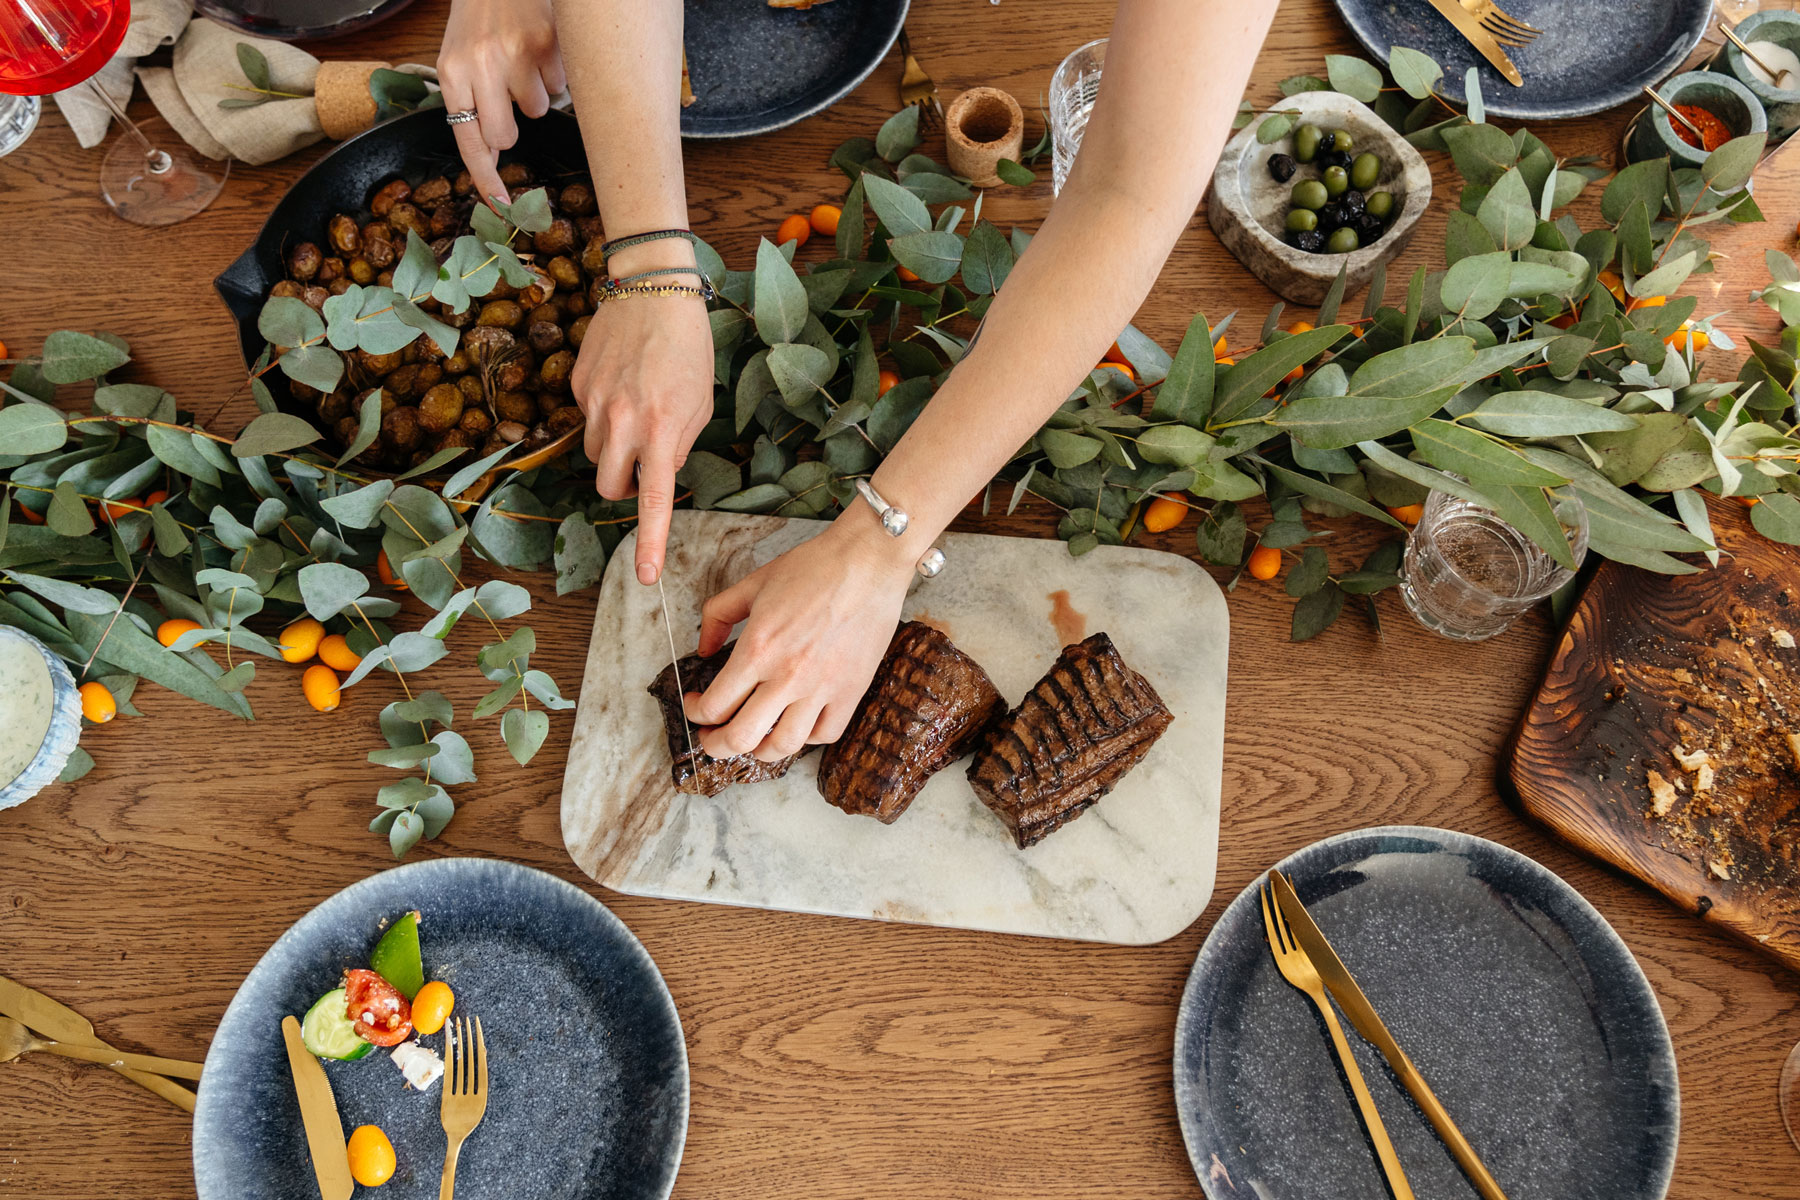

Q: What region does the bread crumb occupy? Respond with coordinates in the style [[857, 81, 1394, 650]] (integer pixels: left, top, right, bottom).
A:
[[1647, 770, 1677, 817], [1672, 745, 1712, 771], [1708, 859, 1730, 880], [1773, 628, 1796, 649], [1694, 762, 1715, 793]]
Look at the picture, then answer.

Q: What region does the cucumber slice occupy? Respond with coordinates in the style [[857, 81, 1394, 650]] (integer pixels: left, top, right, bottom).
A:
[[301, 988, 373, 1061], [369, 910, 424, 1001]]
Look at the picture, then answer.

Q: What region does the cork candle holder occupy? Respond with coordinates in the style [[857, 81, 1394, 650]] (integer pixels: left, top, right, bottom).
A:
[[315, 60, 393, 141], [945, 87, 1024, 189]]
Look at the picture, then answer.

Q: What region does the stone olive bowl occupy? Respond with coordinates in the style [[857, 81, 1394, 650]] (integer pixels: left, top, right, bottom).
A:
[[1715, 10, 1800, 137], [1626, 70, 1767, 168], [1206, 92, 1432, 307]]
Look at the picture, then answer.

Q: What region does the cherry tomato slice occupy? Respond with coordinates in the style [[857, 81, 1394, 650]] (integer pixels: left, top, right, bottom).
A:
[[344, 968, 414, 1046]]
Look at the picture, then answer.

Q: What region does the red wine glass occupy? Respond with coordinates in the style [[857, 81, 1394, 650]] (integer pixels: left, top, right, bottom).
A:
[[0, 0, 228, 224]]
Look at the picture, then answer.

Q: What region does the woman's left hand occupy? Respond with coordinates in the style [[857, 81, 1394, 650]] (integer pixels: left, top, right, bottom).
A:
[[684, 518, 915, 762]]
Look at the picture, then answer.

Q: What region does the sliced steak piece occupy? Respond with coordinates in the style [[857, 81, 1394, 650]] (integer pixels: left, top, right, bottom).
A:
[[819, 622, 1008, 823], [647, 641, 803, 796], [967, 632, 1172, 848]]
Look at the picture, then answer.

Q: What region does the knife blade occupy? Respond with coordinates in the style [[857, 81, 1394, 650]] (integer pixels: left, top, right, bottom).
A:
[[0, 973, 197, 1113], [1421, 0, 1524, 87], [655, 567, 697, 766], [1270, 873, 1510, 1200], [281, 1015, 355, 1200]]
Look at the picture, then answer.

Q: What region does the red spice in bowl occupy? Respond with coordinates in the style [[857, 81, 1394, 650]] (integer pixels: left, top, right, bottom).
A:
[[1672, 103, 1731, 151]]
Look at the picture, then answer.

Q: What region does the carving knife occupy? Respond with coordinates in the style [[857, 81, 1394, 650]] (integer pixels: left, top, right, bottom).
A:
[[0, 973, 196, 1113], [281, 1015, 354, 1200], [1270, 873, 1510, 1200], [1421, 0, 1524, 87]]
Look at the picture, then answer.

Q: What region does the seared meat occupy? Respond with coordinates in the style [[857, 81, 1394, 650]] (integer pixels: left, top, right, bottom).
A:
[[967, 633, 1172, 847], [820, 623, 1008, 823], [647, 641, 803, 796]]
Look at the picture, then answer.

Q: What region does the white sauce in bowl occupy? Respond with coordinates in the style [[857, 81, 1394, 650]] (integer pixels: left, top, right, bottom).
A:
[[0, 634, 55, 787]]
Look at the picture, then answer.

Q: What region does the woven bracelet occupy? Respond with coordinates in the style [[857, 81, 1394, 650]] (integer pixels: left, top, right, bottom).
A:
[[595, 282, 716, 303], [599, 228, 699, 263]]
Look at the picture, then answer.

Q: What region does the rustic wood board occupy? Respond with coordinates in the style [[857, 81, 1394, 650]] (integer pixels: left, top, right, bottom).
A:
[[1507, 494, 1800, 972], [560, 511, 1227, 944]]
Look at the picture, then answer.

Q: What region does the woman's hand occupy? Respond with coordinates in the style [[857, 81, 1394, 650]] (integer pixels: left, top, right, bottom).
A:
[[571, 292, 715, 584], [685, 518, 915, 762], [437, 0, 566, 203]]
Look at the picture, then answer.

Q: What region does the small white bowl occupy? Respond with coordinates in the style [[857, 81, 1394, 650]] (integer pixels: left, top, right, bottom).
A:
[[1207, 92, 1433, 306]]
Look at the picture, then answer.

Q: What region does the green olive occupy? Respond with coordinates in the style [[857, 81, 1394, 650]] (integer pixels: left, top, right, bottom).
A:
[[1366, 190, 1395, 220], [1293, 123, 1323, 164], [1322, 165, 1350, 197], [1350, 152, 1380, 192], [1285, 208, 1319, 233], [1330, 129, 1354, 153], [1290, 179, 1329, 210], [1327, 227, 1361, 254]]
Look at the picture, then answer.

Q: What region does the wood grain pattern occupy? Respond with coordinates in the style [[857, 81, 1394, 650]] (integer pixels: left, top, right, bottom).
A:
[[1, 2, 1798, 1198], [1509, 494, 1800, 972]]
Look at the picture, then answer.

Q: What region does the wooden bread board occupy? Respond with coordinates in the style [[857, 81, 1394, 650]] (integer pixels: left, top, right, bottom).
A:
[[1507, 494, 1800, 972]]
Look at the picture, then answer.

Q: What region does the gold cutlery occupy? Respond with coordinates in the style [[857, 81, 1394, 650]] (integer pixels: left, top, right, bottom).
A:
[[896, 29, 943, 128], [1261, 883, 1415, 1200], [0, 1015, 203, 1080], [1456, 0, 1542, 49], [1423, 0, 1525, 87], [1718, 20, 1793, 89], [1641, 86, 1709, 146], [0, 973, 196, 1113], [281, 1015, 354, 1200], [439, 1015, 490, 1200], [1271, 872, 1510, 1200]]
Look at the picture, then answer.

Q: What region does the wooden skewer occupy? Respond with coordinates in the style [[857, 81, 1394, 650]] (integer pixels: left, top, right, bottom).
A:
[[1642, 85, 1707, 143], [1718, 20, 1793, 89]]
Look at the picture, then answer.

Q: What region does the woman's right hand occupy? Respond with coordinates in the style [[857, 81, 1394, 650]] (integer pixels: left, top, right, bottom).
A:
[[436, 0, 567, 205]]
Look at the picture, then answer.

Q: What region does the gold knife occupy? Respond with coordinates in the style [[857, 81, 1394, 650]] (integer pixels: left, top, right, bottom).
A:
[[0, 973, 197, 1113], [1271, 873, 1510, 1200], [281, 1015, 354, 1200], [1421, 0, 1525, 87]]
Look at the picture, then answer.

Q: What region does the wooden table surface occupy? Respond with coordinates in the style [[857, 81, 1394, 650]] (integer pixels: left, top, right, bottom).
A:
[[3, 1, 1799, 1197]]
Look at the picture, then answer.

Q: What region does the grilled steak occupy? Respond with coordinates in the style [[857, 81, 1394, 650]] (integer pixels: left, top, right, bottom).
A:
[[647, 641, 803, 796], [967, 633, 1172, 847], [819, 622, 1008, 823]]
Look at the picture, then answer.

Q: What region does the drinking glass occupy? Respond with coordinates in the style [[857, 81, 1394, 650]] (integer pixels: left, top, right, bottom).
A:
[[0, 90, 35, 156], [1782, 1040, 1800, 1152], [1716, 0, 1761, 25], [1049, 37, 1105, 196], [1399, 484, 1589, 641], [0, 0, 228, 224]]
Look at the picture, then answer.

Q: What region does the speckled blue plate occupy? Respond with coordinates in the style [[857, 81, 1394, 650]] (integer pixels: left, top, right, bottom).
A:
[[1332, 0, 1710, 119], [680, 0, 909, 138], [1175, 826, 1679, 1200], [194, 859, 688, 1200]]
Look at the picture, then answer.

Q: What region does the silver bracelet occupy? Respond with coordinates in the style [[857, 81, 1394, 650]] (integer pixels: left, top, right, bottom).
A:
[[854, 479, 946, 578]]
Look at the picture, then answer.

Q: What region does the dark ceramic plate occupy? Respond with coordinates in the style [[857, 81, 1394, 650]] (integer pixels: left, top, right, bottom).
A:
[[193, 858, 688, 1200], [1331, 0, 1710, 119], [1174, 826, 1679, 1200], [680, 0, 909, 138], [193, 0, 418, 41], [213, 108, 584, 425]]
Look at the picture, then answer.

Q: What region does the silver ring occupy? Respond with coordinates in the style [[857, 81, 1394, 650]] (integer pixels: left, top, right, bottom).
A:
[[445, 108, 479, 125]]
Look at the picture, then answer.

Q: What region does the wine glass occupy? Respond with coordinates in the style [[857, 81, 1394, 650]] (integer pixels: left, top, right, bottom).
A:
[[0, 0, 228, 224], [1782, 1039, 1800, 1152]]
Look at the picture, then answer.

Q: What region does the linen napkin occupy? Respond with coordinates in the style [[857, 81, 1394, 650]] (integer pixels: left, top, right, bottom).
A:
[[50, 0, 192, 148]]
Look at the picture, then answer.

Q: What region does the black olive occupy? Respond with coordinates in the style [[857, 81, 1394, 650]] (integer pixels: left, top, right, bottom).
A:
[[1317, 202, 1345, 231], [1341, 189, 1366, 217], [1267, 153, 1298, 183], [1358, 212, 1386, 239], [1319, 149, 1354, 171], [1288, 229, 1322, 253]]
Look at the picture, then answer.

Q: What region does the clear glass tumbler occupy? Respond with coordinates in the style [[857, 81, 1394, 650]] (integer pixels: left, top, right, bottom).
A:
[[0, 92, 37, 156], [1049, 37, 1105, 196], [1400, 485, 1589, 641]]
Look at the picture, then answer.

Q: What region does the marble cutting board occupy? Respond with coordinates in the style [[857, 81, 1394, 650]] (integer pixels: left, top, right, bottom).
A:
[[560, 511, 1228, 944]]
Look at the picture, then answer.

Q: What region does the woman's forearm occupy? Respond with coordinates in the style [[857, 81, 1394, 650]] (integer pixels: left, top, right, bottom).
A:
[[551, 0, 695, 274], [849, 0, 1279, 562]]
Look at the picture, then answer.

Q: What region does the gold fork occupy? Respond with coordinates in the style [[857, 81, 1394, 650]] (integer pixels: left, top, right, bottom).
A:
[[1457, 0, 1541, 47], [896, 28, 942, 127], [438, 1016, 489, 1200], [0, 1015, 202, 1079], [1261, 884, 1415, 1200]]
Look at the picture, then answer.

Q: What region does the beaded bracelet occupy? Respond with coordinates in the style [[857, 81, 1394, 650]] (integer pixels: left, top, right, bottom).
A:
[[595, 282, 717, 304], [609, 267, 709, 288], [599, 228, 699, 264]]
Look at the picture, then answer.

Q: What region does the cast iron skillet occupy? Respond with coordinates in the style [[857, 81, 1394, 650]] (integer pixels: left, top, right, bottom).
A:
[[213, 107, 586, 427]]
